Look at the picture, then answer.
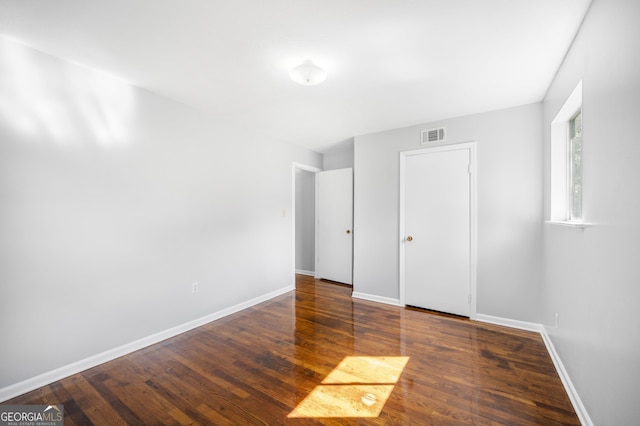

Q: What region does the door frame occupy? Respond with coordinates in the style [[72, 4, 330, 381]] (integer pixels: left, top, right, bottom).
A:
[[292, 162, 322, 286], [399, 142, 478, 319]]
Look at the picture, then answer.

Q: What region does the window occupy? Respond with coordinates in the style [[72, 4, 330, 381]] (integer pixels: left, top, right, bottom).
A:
[[550, 81, 585, 225], [569, 110, 583, 220]]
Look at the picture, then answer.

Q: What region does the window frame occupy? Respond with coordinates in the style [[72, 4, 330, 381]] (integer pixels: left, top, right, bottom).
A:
[[548, 81, 589, 228]]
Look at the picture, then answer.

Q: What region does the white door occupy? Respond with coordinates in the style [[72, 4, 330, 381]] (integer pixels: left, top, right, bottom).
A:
[[401, 145, 474, 317], [317, 168, 353, 285]]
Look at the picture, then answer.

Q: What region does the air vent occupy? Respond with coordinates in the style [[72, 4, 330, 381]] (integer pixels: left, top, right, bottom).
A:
[[421, 127, 446, 144]]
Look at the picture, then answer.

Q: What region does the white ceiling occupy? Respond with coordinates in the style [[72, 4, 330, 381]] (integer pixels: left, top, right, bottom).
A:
[[0, 0, 591, 152]]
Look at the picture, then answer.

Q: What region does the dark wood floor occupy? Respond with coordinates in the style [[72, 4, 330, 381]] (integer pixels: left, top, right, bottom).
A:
[[5, 275, 578, 425]]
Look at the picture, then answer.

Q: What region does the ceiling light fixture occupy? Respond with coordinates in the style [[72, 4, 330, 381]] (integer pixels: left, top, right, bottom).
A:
[[289, 60, 327, 86]]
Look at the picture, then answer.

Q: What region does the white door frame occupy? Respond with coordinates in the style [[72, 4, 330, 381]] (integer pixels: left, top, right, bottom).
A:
[[292, 162, 322, 286], [399, 142, 478, 319]]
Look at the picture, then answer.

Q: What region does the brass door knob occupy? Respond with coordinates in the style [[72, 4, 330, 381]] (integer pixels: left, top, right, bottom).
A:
[[406, 236, 413, 241]]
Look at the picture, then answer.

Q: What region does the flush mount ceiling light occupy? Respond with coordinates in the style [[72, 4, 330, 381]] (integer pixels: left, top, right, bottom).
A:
[[289, 60, 327, 86]]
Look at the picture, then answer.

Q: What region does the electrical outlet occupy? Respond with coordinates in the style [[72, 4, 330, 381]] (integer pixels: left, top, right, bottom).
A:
[[555, 312, 559, 328], [192, 282, 199, 294]]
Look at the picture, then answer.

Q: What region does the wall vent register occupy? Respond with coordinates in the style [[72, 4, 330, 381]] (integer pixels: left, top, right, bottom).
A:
[[421, 127, 446, 144]]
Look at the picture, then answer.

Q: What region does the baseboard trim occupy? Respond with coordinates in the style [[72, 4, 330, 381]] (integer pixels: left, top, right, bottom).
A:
[[352, 291, 401, 307], [295, 269, 315, 276], [475, 313, 543, 333], [0, 285, 294, 403], [475, 313, 591, 426], [540, 327, 593, 426]]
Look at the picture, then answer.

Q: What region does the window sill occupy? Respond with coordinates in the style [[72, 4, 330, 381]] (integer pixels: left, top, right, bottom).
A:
[[545, 220, 594, 230]]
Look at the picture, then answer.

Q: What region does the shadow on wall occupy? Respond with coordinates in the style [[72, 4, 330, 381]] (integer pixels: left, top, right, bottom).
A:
[[0, 37, 136, 146]]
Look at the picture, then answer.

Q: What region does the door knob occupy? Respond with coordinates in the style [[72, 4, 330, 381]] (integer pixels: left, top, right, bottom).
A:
[[346, 230, 351, 234], [406, 236, 413, 241]]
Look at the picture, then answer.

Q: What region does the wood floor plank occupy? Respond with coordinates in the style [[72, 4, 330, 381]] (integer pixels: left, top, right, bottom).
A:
[[3, 275, 578, 424], [65, 375, 130, 425]]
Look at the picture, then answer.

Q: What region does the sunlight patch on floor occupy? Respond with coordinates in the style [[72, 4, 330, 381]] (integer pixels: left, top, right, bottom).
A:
[[288, 356, 410, 418]]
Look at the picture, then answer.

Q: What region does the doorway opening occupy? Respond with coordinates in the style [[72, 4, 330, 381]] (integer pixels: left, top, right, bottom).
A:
[[292, 163, 321, 285]]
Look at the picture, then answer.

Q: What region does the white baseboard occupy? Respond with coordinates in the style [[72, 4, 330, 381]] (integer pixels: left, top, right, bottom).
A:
[[295, 269, 315, 276], [475, 313, 543, 333], [540, 327, 593, 426], [0, 285, 294, 403], [475, 313, 591, 426], [352, 291, 401, 307]]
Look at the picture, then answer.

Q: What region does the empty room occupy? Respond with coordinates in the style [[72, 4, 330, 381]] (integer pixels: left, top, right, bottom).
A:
[[0, 0, 638, 424]]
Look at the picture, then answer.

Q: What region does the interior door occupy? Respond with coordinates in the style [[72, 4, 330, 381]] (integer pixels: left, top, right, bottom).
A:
[[317, 168, 353, 285], [402, 146, 472, 316]]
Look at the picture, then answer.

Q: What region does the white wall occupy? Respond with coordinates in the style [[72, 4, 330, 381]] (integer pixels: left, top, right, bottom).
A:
[[295, 169, 315, 273], [542, 0, 640, 423], [323, 138, 354, 170], [0, 38, 322, 390], [354, 103, 543, 321]]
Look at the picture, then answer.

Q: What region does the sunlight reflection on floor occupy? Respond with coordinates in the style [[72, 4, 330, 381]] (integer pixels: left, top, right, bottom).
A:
[[288, 356, 409, 418]]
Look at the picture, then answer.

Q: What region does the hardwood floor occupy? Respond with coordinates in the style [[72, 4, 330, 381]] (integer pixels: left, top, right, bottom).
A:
[[5, 275, 579, 425]]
